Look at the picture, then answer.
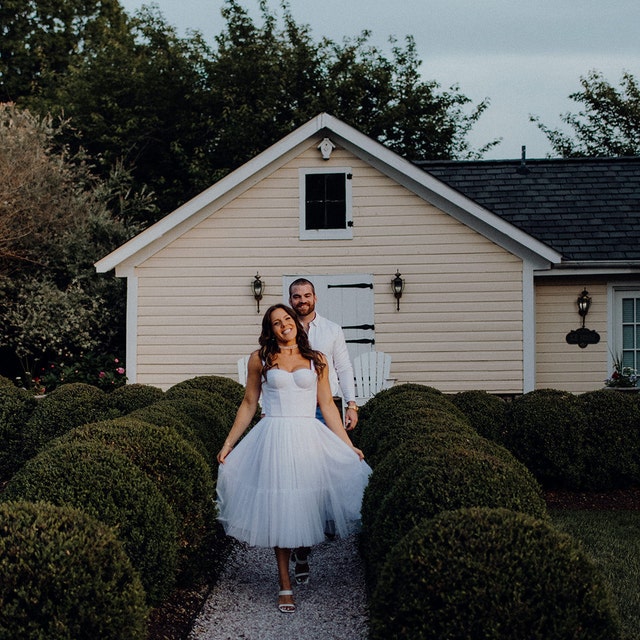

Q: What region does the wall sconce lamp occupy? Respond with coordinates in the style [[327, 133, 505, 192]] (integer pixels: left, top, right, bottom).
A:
[[391, 270, 405, 311], [566, 287, 600, 348], [252, 273, 264, 313], [577, 288, 591, 327]]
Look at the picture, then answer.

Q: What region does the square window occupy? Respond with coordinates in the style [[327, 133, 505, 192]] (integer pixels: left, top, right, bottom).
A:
[[299, 168, 352, 240]]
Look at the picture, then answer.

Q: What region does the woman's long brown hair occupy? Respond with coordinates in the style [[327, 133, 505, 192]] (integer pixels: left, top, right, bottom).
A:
[[258, 304, 326, 380]]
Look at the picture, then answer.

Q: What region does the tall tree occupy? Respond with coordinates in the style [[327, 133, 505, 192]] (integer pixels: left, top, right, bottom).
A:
[[531, 70, 640, 157], [0, 0, 128, 102], [0, 104, 145, 383]]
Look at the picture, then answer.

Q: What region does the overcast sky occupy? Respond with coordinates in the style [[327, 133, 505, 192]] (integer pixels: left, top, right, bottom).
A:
[[119, 0, 640, 159]]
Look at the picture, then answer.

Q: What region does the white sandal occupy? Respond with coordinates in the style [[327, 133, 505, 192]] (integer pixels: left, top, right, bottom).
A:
[[278, 589, 295, 613]]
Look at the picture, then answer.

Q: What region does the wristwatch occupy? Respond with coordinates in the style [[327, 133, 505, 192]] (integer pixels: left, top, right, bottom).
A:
[[347, 403, 359, 412]]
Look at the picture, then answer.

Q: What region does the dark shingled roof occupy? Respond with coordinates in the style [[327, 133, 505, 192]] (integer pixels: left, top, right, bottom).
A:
[[417, 156, 640, 263]]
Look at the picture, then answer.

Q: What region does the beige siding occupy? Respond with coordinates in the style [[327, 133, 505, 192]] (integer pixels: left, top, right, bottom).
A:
[[535, 280, 608, 393], [134, 141, 524, 393]]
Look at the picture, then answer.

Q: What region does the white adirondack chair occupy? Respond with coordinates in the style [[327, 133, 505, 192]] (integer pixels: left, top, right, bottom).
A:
[[353, 351, 393, 405], [237, 355, 251, 386]]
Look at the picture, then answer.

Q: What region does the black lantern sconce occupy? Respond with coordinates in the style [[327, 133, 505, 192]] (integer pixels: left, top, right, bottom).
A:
[[391, 270, 405, 311], [577, 288, 591, 327], [566, 287, 600, 348], [252, 273, 264, 313]]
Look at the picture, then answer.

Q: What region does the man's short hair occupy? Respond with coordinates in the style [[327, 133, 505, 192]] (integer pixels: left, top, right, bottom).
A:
[[289, 278, 315, 296]]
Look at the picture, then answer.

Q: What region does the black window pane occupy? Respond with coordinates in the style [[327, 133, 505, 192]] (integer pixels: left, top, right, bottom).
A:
[[305, 173, 346, 230]]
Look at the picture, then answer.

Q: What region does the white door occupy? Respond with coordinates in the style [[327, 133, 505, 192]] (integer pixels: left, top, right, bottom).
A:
[[283, 274, 375, 362]]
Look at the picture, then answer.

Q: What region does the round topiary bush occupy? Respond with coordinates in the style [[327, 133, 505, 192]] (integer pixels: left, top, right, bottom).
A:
[[128, 402, 208, 461], [450, 389, 507, 443], [51, 418, 218, 573], [503, 389, 585, 489], [146, 397, 234, 463], [0, 501, 147, 639], [166, 375, 246, 408], [577, 389, 640, 489], [0, 375, 14, 388], [22, 383, 119, 457], [2, 441, 178, 605], [369, 507, 620, 640], [361, 438, 547, 585], [107, 383, 165, 415], [356, 401, 475, 468], [357, 383, 451, 423], [0, 385, 38, 480]]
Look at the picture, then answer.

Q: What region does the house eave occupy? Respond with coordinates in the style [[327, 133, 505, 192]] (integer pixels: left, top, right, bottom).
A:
[[535, 261, 640, 277]]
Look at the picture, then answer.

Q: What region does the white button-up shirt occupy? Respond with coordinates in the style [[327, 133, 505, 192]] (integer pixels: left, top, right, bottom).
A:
[[306, 313, 356, 404]]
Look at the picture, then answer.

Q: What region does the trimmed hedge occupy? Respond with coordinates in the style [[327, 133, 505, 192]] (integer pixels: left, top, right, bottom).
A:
[[361, 437, 547, 585], [2, 441, 178, 605], [356, 403, 476, 468], [502, 389, 585, 489], [0, 501, 147, 639], [50, 418, 219, 574], [578, 389, 640, 489], [166, 375, 246, 408], [128, 402, 208, 461], [22, 383, 119, 456], [370, 507, 620, 640], [107, 383, 165, 415], [450, 389, 507, 443], [0, 385, 37, 480], [139, 397, 232, 463]]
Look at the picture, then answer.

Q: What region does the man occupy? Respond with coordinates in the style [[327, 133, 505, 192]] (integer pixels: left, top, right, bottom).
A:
[[287, 278, 360, 580], [288, 278, 359, 431]]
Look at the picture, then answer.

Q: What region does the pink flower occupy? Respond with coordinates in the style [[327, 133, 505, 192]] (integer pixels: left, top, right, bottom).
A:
[[99, 371, 106, 378], [116, 367, 125, 375]]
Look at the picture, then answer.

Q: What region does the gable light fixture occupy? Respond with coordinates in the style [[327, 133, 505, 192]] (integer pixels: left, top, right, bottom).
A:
[[391, 270, 405, 311], [252, 273, 264, 313]]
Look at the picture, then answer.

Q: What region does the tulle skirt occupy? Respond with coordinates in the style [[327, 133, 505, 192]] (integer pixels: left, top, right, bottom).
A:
[[216, 415, 372, 548]]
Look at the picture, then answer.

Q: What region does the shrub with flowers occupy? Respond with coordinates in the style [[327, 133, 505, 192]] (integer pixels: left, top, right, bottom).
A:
[[35, 353, 126, 393], [604, 356, 638, 388]]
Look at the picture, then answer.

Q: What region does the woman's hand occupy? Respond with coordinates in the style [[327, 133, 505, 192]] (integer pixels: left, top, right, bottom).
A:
[[217, 443, 234, 464], [352, 446, 365, 461]]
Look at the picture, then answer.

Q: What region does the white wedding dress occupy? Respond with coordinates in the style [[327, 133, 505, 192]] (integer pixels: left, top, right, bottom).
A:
[[216, 363, 372, 548]]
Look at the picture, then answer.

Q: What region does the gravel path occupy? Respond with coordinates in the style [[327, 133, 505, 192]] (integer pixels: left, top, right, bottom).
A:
[[188, 536, 369, 640]]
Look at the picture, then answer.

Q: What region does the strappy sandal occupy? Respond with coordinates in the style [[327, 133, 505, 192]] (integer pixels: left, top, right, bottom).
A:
[[290, 550, 310, 585], [278, 589, 295, 613]]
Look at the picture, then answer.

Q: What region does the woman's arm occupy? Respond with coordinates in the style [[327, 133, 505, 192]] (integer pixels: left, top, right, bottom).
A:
[[316, 355, 365, 460], [217, 351, 262, 464]]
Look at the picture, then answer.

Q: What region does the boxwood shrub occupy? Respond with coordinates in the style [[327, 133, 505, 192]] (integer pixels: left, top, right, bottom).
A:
[[50, 418, 218, 574], [0, 501, 147, 639], [22, 383, 119, 457], [166, 375, 246, 408], [577, 389, 640, 489], [356, 402, 476, 468], [2, 441, 178, 605], [502, 389, 585, 489], [107, 383, 165, 415], [450, 389, 507, 443], [361, 438, 547, 585], [0, 385, 38, 480], [128, 402, 208, 461], [143, 397, 233, 463], [370, 507, 620, 640]]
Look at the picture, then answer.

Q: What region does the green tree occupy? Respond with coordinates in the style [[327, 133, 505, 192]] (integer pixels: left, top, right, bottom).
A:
[[0, 104, 144, 384], [0, 0, 128, 103], [14, 0, 496, 224], [531, 70, 640, 157]]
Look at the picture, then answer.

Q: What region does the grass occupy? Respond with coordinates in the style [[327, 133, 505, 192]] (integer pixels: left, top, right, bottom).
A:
[[550, 509, 640, 640]]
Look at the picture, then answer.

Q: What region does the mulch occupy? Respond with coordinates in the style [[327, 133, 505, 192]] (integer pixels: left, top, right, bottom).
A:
[[543, 487, 640, 510]]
